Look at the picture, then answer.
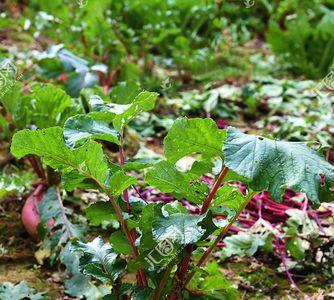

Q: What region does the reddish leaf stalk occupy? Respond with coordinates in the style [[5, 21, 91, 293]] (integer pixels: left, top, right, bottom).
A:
[[119, 135, 131, 213], [169, 167, 229, 298], [27, 155, 46, 180], [152, 263, 174, 300], [118, 134, 147, 287], [185, 196, 251, 285], [274, 237, 301, 292], [200, 166, 229, 214]]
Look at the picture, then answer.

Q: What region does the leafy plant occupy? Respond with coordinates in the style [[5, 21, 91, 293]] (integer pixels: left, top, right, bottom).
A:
[[9, 82, 334, 300], [0, 167, 36, 200], [267, 9, 334, 79], [35, 46, 107, 97]]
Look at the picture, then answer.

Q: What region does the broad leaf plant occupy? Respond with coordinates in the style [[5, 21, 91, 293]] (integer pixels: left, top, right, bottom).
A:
[[11, 89, 334, 299]]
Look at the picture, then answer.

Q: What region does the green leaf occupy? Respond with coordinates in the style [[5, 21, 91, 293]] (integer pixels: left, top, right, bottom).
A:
[[109, 231, 132, 255], [109, 171, 137, 196], [0, 169, 35, 199], [31, 84, 80, 128], [112, 91, 158, 131], [223, 232, 272, 258], [223, 127, 334, 204], [152, 209, 217, 245], [136, 203, 216, 269], [89, 91, 158, 131], [138, 203, 163, 251], [63, 114, 120, 149], [131, 287, 154, 300], [164, 117, 226, 163], [188, 262, 238, 299], [214, 185, 254, 211], [60, 243, 94, 298], [0, 114, 10, 138], [285, 228, 307, 260], [39, 187, 83, 242], [86, 202, 117, 227], [70, 236, 125, 282], [11, 127, 109, 190], [122, 158, 156, 171], [110, 79, 141, 104], [189, 161, 214, 177], [145, 161, 202, 204], [0, 80, 32, 128]]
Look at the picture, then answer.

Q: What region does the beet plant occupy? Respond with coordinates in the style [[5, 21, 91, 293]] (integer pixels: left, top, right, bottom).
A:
[[10, 89, 334, 299]]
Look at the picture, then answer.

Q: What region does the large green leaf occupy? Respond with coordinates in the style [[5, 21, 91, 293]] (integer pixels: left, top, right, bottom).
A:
[[112, 91, 158, 131], [63, 114, 120, 149], [222, 127, 334, 204], [137, 203, 216, 269], [109, 230, 132, 255], [89, 91, 158, 131], [59, 243, 95, 298], [285, 228, 307, 260], [223, 232, 273, 258], [188, 262, 238, 299], [138, 203, 163, 251], [110, 79, 141, 104], [145, 161, 203, 204], [11, 127, 109, 189], [70, 237, 125, 282], [164, 117, 226, 163]]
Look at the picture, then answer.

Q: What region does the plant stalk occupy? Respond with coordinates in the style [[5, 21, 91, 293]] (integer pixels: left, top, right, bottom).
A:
[[169, 167, 229, 298], [27, 155, 46, 180], [118, 133, 148, 286], [119, 134, 131, 213], [185, 196, 251, 285], [201, 166, 229, 214], [152, 264, 174, 300]]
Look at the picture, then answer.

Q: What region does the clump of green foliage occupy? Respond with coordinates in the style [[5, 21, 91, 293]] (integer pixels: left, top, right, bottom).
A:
[[267, 2, 334, 78], [10, 88, 334, 299]]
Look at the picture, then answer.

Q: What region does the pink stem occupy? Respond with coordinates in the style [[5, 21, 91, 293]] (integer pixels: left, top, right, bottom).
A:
[[275, 237, 301, 292]]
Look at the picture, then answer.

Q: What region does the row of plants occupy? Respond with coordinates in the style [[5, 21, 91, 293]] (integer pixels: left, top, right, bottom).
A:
[[1, 0, 334, 95]]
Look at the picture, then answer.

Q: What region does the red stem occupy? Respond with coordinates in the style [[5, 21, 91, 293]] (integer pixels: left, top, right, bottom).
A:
[[275, 237, 301, 292], [169, 167, 229, 298], [27, 155, 45, 180], [119, 135, 131, 213], [118, 134, 147, 287], [185, 196, 252, 285], [201, 167, 229, 214]]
